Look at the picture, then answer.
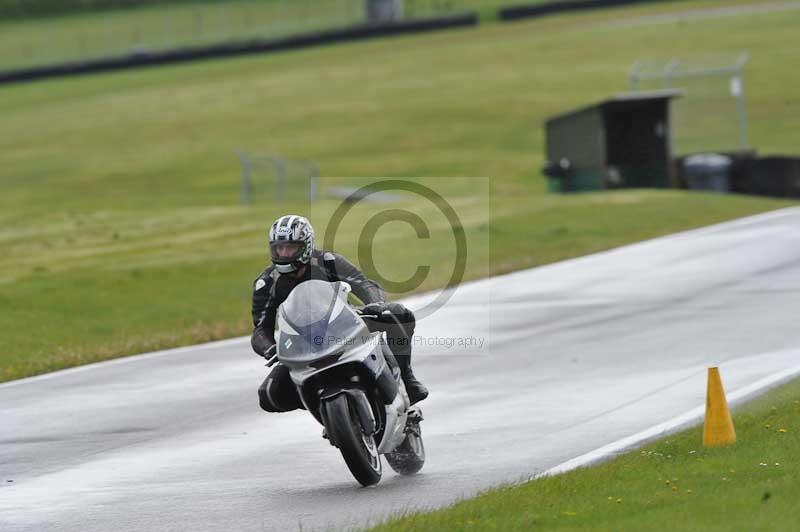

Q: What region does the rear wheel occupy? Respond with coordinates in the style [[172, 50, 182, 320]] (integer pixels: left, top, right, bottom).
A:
[[323, 394, 382, 486], [385, 411, 425, 475]]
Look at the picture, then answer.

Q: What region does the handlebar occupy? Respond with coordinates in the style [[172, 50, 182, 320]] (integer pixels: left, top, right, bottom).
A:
[[356, 308, 409, 340]]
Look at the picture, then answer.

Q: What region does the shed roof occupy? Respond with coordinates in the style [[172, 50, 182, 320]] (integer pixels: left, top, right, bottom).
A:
[[546, 89, 684, 125]]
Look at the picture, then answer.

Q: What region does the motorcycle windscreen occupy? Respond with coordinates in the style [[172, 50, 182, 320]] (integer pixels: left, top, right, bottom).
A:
[[276, 280, 371, 363]]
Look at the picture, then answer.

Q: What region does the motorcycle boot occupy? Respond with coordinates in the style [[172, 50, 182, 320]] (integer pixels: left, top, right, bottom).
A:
[[396, 355, 428, 405]]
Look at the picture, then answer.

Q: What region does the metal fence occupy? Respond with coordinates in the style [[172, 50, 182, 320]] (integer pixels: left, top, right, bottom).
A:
[[0, 0, 478, 71], [630, 53, 750, 155], [239, 152, 320, 205]]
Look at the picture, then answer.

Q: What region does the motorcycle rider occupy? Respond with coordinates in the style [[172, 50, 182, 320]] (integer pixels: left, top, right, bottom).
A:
[[251, 214, 429, 412]]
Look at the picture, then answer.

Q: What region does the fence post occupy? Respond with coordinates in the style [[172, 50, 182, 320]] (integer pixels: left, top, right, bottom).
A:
[[274, 156, 287, 202], [735, 53, 750, 150], [308, 162, 319, 202]]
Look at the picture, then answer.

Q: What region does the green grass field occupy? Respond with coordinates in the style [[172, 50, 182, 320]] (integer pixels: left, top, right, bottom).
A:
[[1, 0, 798, 382], [371, 377, 800, 531]]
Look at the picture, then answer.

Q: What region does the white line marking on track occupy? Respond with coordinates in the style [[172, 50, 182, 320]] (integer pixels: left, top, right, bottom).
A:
[[538, 358, 800, 479]]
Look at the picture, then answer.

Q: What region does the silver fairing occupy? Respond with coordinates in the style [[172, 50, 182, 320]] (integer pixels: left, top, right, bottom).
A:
[[275, 280, 409, 454], [286, 332, 387, 386], [379, 378, 410, 454], [276, 281, 383, 382], [277, 281, 367, 364]]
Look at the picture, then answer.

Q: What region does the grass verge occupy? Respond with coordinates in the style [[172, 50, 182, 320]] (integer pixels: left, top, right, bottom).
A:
[[371, 377, 800, 531]]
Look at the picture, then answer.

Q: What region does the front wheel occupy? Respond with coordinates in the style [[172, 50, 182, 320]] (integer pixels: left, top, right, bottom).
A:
[[322, 394, 382, 487]]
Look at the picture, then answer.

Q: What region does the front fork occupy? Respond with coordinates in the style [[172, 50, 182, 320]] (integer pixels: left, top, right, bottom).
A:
[[318, 387, 376, 448]]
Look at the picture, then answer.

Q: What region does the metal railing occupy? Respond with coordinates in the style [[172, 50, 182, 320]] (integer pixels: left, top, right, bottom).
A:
[[630, 53, 750, 154], [0, 0, 477, 72]]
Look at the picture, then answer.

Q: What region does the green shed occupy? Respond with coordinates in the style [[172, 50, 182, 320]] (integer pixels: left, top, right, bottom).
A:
[[543, 90, 683, 192]]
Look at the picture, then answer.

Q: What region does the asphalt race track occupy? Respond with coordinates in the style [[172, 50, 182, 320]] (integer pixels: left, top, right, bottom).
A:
[[2, 208, 800, 531]]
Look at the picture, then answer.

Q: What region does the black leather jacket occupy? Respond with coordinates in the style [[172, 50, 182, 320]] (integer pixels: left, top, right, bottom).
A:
[[250, 249, 386, 356]]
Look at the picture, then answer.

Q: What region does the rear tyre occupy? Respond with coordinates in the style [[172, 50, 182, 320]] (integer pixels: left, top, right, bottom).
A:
[[385, 413, 425, 475], [323, 394, 382, 487]]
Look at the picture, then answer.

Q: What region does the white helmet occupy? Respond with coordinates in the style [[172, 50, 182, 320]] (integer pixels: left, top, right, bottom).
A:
[[268, 215, 314, 274]]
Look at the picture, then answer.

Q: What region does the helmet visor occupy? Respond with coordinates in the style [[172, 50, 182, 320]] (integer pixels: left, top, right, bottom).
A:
[[270, 241, 304, 263]]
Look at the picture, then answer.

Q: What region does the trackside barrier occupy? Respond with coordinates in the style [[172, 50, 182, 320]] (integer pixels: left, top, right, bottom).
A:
[[499, 0, 668, 21], [0, 1, 693, 84], [0, 13, 478, 85]]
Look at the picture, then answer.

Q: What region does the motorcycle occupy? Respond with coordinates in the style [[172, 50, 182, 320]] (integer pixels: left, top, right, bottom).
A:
[[267, 279, 425, 486]]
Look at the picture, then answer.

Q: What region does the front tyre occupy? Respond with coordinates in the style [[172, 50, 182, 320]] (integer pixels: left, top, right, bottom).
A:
[[322, 394, 382, 487]]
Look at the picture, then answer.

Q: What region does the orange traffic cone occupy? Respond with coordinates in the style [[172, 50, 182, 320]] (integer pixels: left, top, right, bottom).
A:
[[703, 367, 736, 447]]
